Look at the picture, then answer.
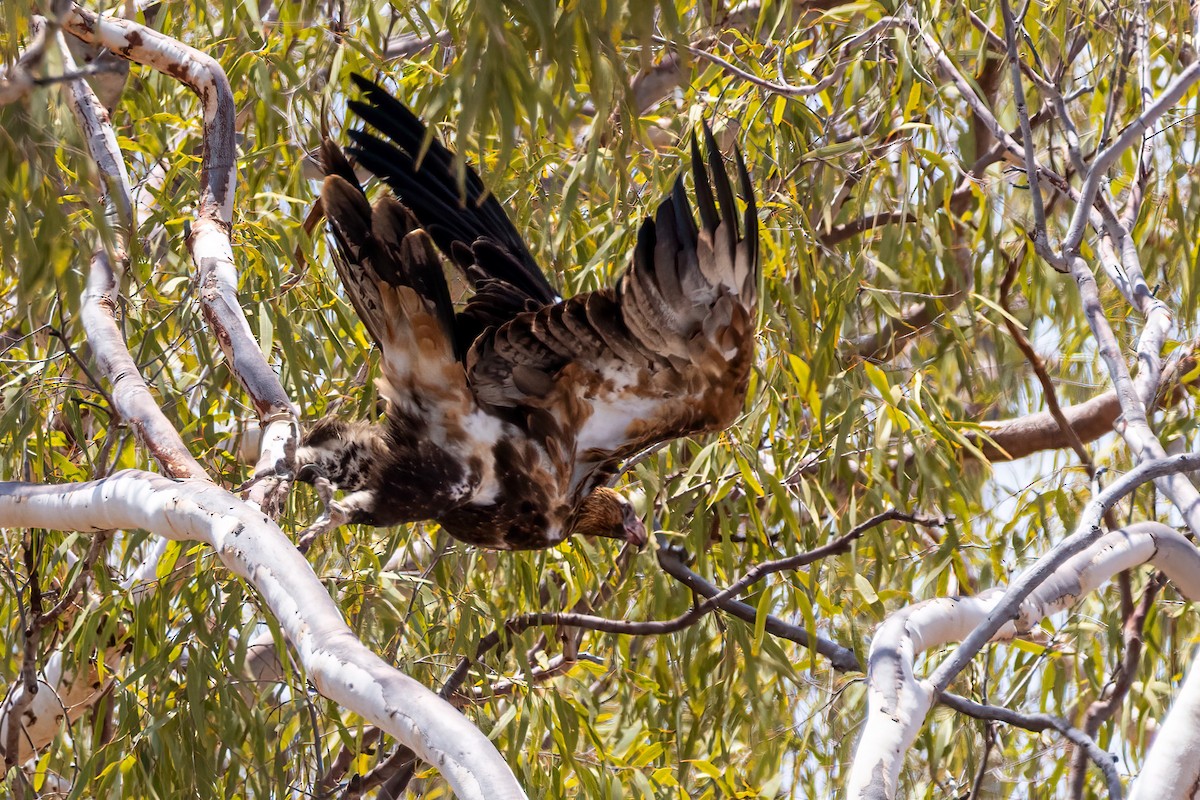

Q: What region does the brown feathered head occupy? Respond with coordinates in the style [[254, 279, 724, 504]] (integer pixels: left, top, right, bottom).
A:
[[569, 487, 647, 547]]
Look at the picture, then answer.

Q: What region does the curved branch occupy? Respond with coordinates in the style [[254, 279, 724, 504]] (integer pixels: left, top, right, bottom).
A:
[[0, 473, 527, 800], [820, 210, 918, 246], [57, 30, 205, 480], [971, 341, 1198, 463], [927, 453, 1200, 697], [851, 521, 1200, 799], [442, 510, 940, 700], [63, 5, 298, 505], [1130, 648, 1200, 798]]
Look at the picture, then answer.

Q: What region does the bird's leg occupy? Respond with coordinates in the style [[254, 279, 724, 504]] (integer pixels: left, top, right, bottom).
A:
[[296, 475, 349, 553], [235, 470, 293, 518]]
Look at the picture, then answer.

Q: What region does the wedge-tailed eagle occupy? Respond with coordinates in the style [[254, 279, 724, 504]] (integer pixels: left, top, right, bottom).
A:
[[297, 75, 759, 550]]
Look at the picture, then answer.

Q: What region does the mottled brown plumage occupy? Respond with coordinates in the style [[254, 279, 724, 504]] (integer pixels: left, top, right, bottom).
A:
[[297, 75, 759, 550]]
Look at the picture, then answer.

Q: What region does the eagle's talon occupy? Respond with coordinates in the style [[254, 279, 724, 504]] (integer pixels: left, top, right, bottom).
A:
[[296, 479, 348, 553], [309, 475, 336, 507]]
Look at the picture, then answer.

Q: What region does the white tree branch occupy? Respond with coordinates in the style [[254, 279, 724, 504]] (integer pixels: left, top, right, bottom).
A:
[[62, 4, 299, 505], [0, 647, 122, 767], [850, 521, 1200, 799], [57, 29, 206, 481], [1067, 254, 1200, 526], [854, 26, 1200, 795], [1129, 648, 1200, 798], [926, 453, 1200, 696], [0, 31, 211, 775], [0, 472, 528, 800], [909, 17, 1200, 706], [1060, 60, 1200, 257]]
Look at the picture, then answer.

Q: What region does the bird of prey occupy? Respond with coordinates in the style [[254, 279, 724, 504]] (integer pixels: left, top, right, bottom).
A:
[[297, 75, 759, 551]]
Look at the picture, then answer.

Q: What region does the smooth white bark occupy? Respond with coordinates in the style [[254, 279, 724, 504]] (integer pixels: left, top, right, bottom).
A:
[[0, 648, 122, 766], [850, 522, 1200, 800], [1129, 650, 1200, 799], [60, 32, 205, 481], [929, 452, 1200, 693], [0, 472, 528, 800], [62, 5, 298, 493]]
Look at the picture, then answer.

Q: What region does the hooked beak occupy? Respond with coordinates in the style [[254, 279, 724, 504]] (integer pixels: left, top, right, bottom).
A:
[[624, 515, 648, 548]]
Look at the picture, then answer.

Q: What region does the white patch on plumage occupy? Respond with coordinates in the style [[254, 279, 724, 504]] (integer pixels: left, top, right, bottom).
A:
[[459, 410, 511, 506], [543, 524, 569, 544], [575, 395, 662, 455], [463, 409, 506, 445]]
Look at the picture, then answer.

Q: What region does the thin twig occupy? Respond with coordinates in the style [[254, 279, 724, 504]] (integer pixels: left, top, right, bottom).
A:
[[996, 255, 1094, 471], [821, 210, 919, 246], [999, 0, 1060, 268], [650, 17, 902, 99], [928, 452, 1200, 696], [442, 509, 943, 701], [1066, 573, 1163, 798], [940, 693, 1122, 797]]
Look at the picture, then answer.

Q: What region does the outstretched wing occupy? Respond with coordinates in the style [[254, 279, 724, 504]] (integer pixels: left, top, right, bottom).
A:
[[465, 125, 759, 494], [341, 75, 558, 357]]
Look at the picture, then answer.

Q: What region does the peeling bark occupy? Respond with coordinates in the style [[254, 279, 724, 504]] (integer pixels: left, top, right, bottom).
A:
[[62, 5, 298, 501]]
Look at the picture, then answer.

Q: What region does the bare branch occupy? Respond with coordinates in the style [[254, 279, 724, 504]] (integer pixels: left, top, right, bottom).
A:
[[63, 5, 299, 508], [820, 210, 919, 246], [656, 543, 859, 670], [977, 392, 1121, 462], [999, 0, 1058, 268], [1061, 61, 1200, 256], [57, 31, 205, 480], [939, 693, 1121, 796], [442, 509, 940, 703], [854, 521, 1200, 799]]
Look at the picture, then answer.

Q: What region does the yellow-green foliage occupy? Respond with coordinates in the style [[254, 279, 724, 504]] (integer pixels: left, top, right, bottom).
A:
[[2, 1, 1198, 797]]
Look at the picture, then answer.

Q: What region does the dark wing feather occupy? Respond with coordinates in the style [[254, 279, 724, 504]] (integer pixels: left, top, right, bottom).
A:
[[344, 76, 557, 318], [325, 78, 756, 526], [466, 131, 759, 497]]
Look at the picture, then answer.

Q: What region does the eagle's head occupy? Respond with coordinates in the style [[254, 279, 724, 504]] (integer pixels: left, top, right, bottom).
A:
[[570, 487, 647, 548]]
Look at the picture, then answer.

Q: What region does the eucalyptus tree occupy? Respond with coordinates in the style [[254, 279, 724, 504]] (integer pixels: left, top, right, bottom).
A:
[[1, 1, 1200, 798]]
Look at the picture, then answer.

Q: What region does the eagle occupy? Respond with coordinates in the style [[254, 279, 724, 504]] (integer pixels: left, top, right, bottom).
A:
[[296, 75, 759, 551]]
